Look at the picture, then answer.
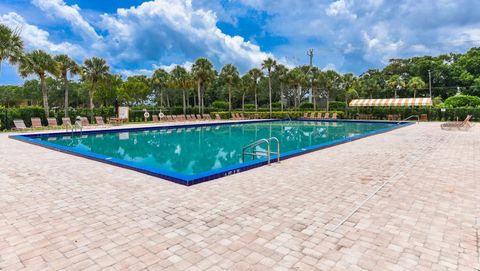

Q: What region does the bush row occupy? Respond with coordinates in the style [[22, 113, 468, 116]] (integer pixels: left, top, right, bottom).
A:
[[345, 107, 480, 121], [211, 111, 345, 120]]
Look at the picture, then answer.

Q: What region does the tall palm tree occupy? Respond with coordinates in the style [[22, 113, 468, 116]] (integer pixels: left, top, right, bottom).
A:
[[408, 76, 426, 99], [0, 24, 24, 71], [240, 74, 253, 112], [82, 57, 109, 118], [317, 70, 341, 111], [308, 67, 321, 110], [170, 66, 190, 115], [387, 75, 405, 98], [275, 64, 289, 111], [192, 58, 215, 114], [287, 68, 307, 108], [219, 64, 240, 112], [54, 54, 81, 117], [18, 50, 56, 117], [262, 57, 277, 115], [247, 68, 263, 111], [151, 68, 170, 107]]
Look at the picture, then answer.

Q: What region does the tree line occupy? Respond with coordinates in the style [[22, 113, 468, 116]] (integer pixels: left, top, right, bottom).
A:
[[2, 23, 480, 117]]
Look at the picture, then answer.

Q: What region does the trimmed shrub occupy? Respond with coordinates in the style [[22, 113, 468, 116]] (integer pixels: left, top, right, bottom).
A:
[[328, 101, 347, 110], [299, 102, 314, 109], [444, 95, 480, 108], [244, 104, 256, 110], [212, 100, 229, 110], [211, 111, 345, 120]]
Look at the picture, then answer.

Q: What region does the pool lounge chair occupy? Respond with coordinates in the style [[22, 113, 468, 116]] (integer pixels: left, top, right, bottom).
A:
[[31, 118, 43, 128], [308, 112, 315, 119], [331, 112, 338, 120], [215, 114, 222, 120], [324, 112, 330, 119], [316, 112, 323, 119], [13, 119, 28, 130], [441, 115, 473, 130], [152, 115, 159, 122], [203, 114, 212, 120], [47, 118, 59, 128], [303, 112, 309, 119], [95, 116, 109, 127], [62, 118, 72, 127], [80, 117, 90, 127], [240, 113, 246, 120]]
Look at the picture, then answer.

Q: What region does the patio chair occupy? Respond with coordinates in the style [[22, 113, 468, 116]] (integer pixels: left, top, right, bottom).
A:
[[240, 113, 246, 120], [215, 114, 222, 120], [203, 114, 212, 120], [308, 112, 315, 119], [324, 112, 330, 119], [47, 118, 59, 128], [80, 117, 90, 127], [62, 117, 72, 127], [420, 114, 428, 121], [31, 118, 43, 128], [317, 112, 323, 119], [152, 115, 159, 122], [331, 112, 338, 120], [190, 114, 198, 120], [303, 112, 309, 118], [441, 115, 473, 130], [13, 119, 28, 130], [95, 116, 108, 126]]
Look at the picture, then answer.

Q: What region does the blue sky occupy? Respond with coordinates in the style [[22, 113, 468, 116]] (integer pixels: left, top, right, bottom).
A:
[[1, 0, 480, 84]]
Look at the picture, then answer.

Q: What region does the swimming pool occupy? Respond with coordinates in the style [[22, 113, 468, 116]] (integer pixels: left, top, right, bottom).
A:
[[11, 120, 411, 185]]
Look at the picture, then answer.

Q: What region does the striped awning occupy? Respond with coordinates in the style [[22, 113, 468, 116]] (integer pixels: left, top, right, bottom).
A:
[[349, 98, 432, 107]]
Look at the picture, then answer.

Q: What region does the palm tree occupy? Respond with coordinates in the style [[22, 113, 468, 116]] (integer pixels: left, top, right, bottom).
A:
[[82, 57, 109, 118], [275, 64, 288, 111], [18, 50, 56, 117], [0, 24, 24, 71], [239, 74, 253, 112], [170, 66, 190, 115], [151, 68, 170, 107], [54, 54, 81, 117], [287, 68, 307, 108], [387, 75, 405, 98], [262, 58, 277, 115], [219, 64, 240, 112], [317, 70, 341, 111], [247, 68, 263, 111], [408, 76, 426, 99], [192, 58, 215, 114], [308, 67, 321, 110]]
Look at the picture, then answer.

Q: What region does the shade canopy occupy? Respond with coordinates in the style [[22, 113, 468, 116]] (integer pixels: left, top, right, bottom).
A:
[[349, 98, 432, 107]]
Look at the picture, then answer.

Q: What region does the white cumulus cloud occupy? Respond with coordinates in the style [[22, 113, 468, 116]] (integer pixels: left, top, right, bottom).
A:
[[0, 12, 84, 57]]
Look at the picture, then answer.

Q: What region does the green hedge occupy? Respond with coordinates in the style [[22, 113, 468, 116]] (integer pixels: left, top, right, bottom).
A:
[[345, 107, 480, 121], [212, 111, 345, 120], [328, 101, 347, 110], [444, 95, 480, 108]]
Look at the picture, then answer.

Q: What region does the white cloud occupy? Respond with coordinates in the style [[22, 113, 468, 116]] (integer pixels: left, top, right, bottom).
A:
[[97, 0, 274, 73], [31, 0, 100, 41], [326, 0, 357, 19], [155, 61, 194, 72], [0, 12, 84, 57]]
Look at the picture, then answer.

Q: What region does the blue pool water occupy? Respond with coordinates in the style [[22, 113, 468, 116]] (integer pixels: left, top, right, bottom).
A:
[[12, 120, 408, 185]]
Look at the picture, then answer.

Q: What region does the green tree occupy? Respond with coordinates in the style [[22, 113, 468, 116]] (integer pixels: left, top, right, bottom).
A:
[[247, 68, 263, 111], [95, 74, 122, 106], [274, 64, 289, 111], [192, 58, 215, 114], [18, 50, 56, 117], [170, 66, 191, 115], [219, 64, 240, 112], [387, 75, 406, 98], [118, 75, 150, 105], [82, 57, 109, 117], [151, 68, 170, 107], [287, 68, 307, 108], [262, 57, 277, 115], [0, 24, 24, 71], [408, 76, 426, 99], [54, 54, 81, 117]]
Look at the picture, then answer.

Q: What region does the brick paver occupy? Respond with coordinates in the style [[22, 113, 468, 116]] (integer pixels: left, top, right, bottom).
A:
[[0, 122, 479, 270]]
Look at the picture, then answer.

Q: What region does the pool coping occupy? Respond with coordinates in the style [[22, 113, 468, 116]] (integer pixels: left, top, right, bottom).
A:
[[9, 119, 414, 186]]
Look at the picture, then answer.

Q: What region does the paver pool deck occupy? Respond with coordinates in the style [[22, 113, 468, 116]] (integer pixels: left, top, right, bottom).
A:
[[0, 121, 479, 270]]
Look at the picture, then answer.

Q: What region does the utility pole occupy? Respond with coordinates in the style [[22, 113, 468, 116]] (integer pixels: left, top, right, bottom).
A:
[[307, 49, 314, 103], [428, 70, 432, 98]]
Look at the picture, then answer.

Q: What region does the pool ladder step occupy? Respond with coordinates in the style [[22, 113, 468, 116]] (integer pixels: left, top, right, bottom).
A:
[[242, 137, 280, 165]]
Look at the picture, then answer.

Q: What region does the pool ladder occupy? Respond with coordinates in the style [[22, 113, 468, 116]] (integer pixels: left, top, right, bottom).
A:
[[242, 137, 280, 165]]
